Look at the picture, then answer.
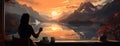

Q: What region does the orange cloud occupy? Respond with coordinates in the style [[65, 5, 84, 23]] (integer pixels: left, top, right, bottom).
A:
[[17, 0, 64, 12], [16, 0, 84, 13]]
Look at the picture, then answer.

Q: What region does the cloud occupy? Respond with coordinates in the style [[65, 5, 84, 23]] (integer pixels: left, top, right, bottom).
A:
[[84, 0, 113, 6], [17, 0, 40, 5], [5, 0, 40, 5]]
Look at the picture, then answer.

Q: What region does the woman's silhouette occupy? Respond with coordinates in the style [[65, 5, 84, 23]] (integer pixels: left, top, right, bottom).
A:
[[18, 13, 42, 46]]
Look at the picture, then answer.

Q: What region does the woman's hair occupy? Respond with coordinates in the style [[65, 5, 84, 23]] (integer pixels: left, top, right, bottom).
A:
[[20, 13, 30, 25]]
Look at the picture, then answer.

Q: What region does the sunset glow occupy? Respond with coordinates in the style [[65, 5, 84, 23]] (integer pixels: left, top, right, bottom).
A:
[[51, 10, 62, 18], [16, 0, 84, 20], [16, 0, 109, 20]]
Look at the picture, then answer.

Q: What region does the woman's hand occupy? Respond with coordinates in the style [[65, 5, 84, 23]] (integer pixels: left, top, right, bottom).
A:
[[37, 27, 43, 35]]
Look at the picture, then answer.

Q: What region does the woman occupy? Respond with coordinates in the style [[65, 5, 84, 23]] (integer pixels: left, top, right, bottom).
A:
[[18, 13, 42, 46]]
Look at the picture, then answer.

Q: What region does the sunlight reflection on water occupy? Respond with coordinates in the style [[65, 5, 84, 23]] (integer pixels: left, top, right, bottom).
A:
[[31, 22, 80, 42]]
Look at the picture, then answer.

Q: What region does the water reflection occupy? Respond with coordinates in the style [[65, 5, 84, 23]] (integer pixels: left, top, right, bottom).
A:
[[31, 22, 101, 42], [31, 22, 80, 42], [43, 23, 63, 31]]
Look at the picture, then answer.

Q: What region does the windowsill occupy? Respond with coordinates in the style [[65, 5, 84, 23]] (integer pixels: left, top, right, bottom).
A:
[[34, 40, 119, 43]]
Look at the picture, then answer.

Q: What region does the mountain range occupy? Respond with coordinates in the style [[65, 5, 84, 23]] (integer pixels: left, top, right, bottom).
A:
[[60, 0, 120, 26]]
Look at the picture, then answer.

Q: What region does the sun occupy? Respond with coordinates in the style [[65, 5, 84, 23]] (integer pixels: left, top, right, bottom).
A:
[[51, 10, 62, 17]]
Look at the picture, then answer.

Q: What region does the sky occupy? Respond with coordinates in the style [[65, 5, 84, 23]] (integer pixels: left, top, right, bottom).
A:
[[16, 0, 84, 18], [16, 0, 113, 20], [16, 0, 83, 11]]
